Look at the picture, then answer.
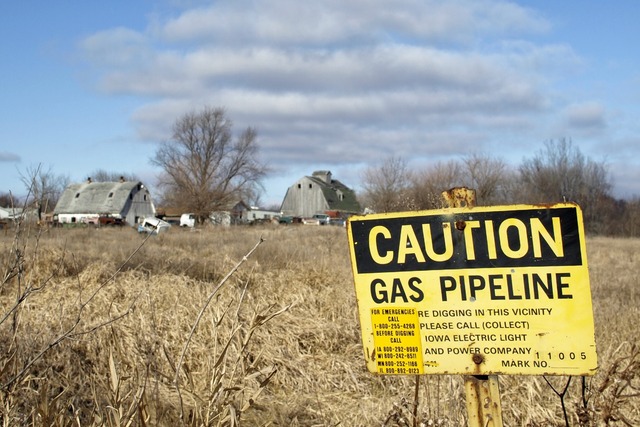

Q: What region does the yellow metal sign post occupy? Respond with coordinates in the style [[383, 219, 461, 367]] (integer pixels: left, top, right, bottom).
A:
[[346, 190, 597, 425], [445, 188, 502, 427]]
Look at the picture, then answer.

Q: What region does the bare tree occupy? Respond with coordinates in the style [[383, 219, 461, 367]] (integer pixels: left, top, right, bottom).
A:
[[88, 169, 139, 182], [462, 153, 509, 205], [494, 168, 524, 205], [409, 160, 463, 209], [0, 192, 14, 208], [518, 139, 611, 232], [618, 197, 640, 237], [19, 164, 69, 220], [152, 107, 267, 222], [360, 156, 412, 212], [519, 139, 610, 202]]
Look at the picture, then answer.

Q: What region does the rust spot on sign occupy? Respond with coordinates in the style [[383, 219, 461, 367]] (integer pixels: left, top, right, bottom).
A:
[[441, 187, 477, 208], [369, 347, 376, 362], [473, 353, 484, 365]]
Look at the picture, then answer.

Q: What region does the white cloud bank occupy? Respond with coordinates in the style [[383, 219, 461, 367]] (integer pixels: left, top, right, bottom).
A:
[[78, 0, 636, 200]]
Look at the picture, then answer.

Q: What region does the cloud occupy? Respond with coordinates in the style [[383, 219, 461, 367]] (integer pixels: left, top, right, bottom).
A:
[[562, 101, 606, 131], [160, 0, 549, 46], [0, 152, 21, 162], [79, 0, 582, 177], [80, 27, 150, 67]]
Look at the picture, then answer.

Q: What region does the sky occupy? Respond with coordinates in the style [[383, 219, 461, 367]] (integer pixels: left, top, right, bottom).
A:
[[1, 0, 639, 207]]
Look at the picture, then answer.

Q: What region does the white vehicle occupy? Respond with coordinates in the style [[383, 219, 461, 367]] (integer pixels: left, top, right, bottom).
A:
[[312, 213, 331, 225], [137, 217, 171, 234], [180, 213, 196, 227]]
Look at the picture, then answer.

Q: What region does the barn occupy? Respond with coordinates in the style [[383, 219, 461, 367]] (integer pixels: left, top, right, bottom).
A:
[[280, 170, 361, 218], [53, 178, 156, 226]]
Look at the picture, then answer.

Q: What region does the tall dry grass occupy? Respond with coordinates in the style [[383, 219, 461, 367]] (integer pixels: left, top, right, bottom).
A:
[[0, 224, 638, 426]]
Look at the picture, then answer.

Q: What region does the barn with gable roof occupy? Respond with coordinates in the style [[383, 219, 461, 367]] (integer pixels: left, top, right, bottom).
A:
[[53, 178, 156, 226], [280, 170, 361, 218]]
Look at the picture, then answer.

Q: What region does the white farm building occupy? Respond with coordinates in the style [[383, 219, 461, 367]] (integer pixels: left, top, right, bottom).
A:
[[53, 179, 156, 226]]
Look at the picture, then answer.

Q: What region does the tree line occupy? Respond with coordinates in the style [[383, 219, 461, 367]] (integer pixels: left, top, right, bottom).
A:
[[3, 107, 639, 236], [360, 139, 640, 236]]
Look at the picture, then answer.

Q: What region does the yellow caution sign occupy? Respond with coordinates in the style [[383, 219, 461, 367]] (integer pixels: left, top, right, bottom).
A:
[[347, 203, 597, 376]]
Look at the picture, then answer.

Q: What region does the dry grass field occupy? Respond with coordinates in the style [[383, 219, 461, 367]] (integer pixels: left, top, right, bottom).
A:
[[1, 224, 638, 426]]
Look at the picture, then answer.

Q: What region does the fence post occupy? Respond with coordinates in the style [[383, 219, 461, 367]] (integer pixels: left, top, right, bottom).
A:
[[441, 187, 503, 427]]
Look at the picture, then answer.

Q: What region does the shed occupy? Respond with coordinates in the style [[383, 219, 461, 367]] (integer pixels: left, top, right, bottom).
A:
[[0, 206, 25, 221], [53, 179, 156, 226], [244, 207, 281, 223], [192, 201, 247, 226], [280, 170, 361, 218]]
